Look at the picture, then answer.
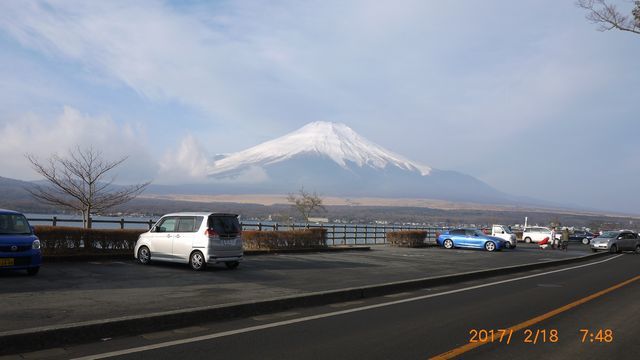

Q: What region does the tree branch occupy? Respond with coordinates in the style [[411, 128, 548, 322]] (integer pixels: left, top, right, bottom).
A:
[[577, 0, 640, 34], [25, 148, 151, 228]]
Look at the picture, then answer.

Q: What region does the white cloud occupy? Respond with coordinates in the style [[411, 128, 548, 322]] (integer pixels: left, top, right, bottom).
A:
[[158, 134, 210, 183], [159, 135, 270, 184], [0, 106, 157, 182]]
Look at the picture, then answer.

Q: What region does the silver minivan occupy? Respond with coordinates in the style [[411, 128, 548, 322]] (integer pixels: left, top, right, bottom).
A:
[[590, 230, 640, 254], [134, 212, 243, 270]]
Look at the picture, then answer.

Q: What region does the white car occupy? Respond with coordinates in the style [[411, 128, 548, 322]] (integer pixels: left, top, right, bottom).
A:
[[135, 212, 243, 271], [491, 225, 517, 248], [522, 227, 554, 243]]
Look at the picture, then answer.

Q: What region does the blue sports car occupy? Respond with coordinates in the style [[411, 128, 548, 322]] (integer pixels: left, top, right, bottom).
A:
[[437, 228, 506, 252], [0, 209, 42, 275]]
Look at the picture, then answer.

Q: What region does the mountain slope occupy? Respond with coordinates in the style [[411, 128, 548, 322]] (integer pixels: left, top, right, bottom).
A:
[[198, 121, 523, 204], [208, 121, 431, 178]]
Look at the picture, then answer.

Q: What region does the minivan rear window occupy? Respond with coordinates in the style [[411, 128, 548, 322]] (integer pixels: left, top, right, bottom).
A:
[[208, 215, 241, 235]]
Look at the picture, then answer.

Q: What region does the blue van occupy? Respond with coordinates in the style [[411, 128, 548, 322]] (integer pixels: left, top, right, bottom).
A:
[[0, 209, 42, 275]]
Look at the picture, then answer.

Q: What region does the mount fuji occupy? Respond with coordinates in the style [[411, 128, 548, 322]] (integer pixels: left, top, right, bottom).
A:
[[199, 122, 516, 204]]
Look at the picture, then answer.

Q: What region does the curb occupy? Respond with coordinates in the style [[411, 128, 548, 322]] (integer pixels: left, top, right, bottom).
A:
[[0, 251, 608, 355], [42, 246, 372, 262]]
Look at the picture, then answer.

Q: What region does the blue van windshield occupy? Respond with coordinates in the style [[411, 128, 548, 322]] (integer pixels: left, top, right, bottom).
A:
[[0, 214, 32, 235]]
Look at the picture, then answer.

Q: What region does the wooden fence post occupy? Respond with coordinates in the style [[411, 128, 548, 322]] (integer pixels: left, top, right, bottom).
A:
[[374, 225, 378, 244], [364, 224, 368, 244], [343, 224, 347, 245], [354, 224, 358, 245], [332, 224, 336, 246]]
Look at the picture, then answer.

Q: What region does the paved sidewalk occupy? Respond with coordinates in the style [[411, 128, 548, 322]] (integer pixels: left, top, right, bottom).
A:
[[0, 244, 593, 332]]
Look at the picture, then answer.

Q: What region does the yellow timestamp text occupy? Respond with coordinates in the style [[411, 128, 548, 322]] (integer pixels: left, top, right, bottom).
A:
[[469, 329, 559, 345], [468, 328, 614, 345], [580, 329, 613, 343]]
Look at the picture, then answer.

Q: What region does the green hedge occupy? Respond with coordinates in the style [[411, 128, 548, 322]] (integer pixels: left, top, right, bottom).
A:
[[243, 228, 328, 250], [386, 230, 427, 248], [34, 226, 145, 254]]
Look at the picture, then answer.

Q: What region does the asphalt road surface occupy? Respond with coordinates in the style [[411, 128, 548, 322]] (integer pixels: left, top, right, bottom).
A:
[[0, 244, 592, 332], [13, 252, 638, 360]]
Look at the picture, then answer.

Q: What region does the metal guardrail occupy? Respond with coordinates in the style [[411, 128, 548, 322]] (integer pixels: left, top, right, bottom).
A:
[[240, 222, 445, 245], [27, 216, 447, 246], [27, 216, 156, 229]]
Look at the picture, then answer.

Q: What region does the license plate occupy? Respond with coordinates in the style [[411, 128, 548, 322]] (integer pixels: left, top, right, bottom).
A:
[[0, 258, 15, 266], [222, 240, 236, 246]]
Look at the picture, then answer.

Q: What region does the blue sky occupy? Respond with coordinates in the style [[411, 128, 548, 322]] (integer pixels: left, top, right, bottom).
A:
[[0, 0, 639, 213]]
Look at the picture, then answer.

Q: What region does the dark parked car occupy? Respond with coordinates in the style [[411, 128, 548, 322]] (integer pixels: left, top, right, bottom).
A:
[[569, 230, 595, 245], [0, 209, 42, 275]]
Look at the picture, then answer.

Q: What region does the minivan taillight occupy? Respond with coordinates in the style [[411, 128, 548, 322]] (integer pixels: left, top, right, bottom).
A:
[[205, 228, 218, 238]]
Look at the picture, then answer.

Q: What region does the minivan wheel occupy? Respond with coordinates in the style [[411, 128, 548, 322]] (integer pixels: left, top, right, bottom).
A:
[[225, 261, 240, 270], [485, 241, 496, 252], [524, 237, 532, 244], [635, 245, 640, 254], [443, 239, 454, 249], [138, 246, 151, 265], [189, 251, 206, 271], [27, 267, 39, 276], [609, 245, 618, 254]]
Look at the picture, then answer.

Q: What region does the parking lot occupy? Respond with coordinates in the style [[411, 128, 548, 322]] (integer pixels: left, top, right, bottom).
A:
[[0, 243, 596, 332]]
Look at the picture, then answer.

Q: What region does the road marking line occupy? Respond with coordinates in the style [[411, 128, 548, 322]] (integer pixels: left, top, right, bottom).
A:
[[430, 267, 640, 359], [72, 254, 624, 360]]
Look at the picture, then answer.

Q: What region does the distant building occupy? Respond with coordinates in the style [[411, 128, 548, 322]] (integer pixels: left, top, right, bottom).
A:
[[308, 217, 329, 223]]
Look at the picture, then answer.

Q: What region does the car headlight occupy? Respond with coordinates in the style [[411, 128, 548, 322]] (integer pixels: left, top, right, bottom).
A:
[[32, 239, 41, 250]]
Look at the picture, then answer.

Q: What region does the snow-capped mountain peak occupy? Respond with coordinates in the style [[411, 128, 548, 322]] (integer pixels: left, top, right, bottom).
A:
[[207, 121, 431, 177]]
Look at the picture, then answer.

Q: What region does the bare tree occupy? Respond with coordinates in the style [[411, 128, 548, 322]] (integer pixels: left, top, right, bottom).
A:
[[286, 186, 326, 222], [577, 0, 640, 35], [26, 147, 151, 229]]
